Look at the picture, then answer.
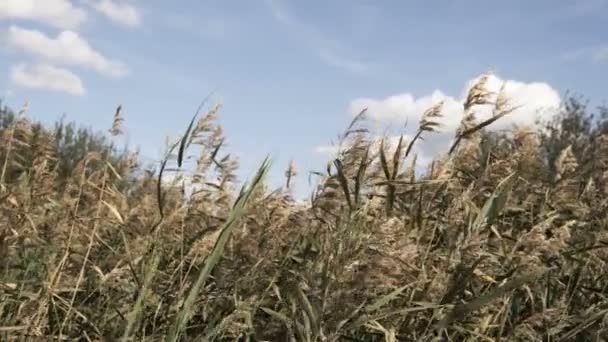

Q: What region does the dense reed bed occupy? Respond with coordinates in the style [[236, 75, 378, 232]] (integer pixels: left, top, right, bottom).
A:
[[1, 74, 607, 341]]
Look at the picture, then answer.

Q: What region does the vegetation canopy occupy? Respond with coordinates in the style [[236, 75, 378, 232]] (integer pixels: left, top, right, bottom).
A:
[[0, 75, 607, 341]]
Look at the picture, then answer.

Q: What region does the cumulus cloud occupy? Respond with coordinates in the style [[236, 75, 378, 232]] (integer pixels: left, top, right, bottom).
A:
[[0, 0, 87, 30], [350, 90, 464, 130], [316, 74, 562, 171], [90, 0, 142, 28], [352, 74, 561, 132], [10, 63, 85, 96], [5, 25, 127, 78]]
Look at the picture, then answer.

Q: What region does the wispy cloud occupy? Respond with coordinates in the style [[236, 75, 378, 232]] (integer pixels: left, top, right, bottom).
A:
[[593, 47, 608, 62], [546, 0, 608, 20], [10, 63, 85, 96], [566, 0, 607, 16], [163, 13, 229, 40], [5, 25, 127, 78], [0, 0, 87, 30], [264, 0, 374, 75], [317, 49, 371, 75], [558, 45, 608, 64], [89, 0, 142, 28], [558, 47, 596, 62], [2, 88, 15, 99]]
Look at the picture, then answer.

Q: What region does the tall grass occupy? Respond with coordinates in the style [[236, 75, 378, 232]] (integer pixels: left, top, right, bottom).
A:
[[1, 74, 607, 341]]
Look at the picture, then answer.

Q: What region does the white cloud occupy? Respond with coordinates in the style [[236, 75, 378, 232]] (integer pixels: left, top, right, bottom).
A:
[[0, 0, 87, 30], [10, 63, 85, 96], [350, 90, 464, 130], [5, 26, 127, 78], [316, 74, 562, 170], [90, 0, 142, 28], [351, 74, 561, 132]]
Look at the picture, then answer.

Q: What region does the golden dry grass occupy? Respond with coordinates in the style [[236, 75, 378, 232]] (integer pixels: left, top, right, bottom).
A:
[[1, 75, 607, 341]]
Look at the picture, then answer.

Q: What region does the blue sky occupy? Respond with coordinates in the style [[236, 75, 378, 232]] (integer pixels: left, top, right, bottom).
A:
[[1, 0, 607, 198]]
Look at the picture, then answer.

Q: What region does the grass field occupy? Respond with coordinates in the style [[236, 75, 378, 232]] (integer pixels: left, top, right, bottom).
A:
[[1, 73, 608, 341]]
